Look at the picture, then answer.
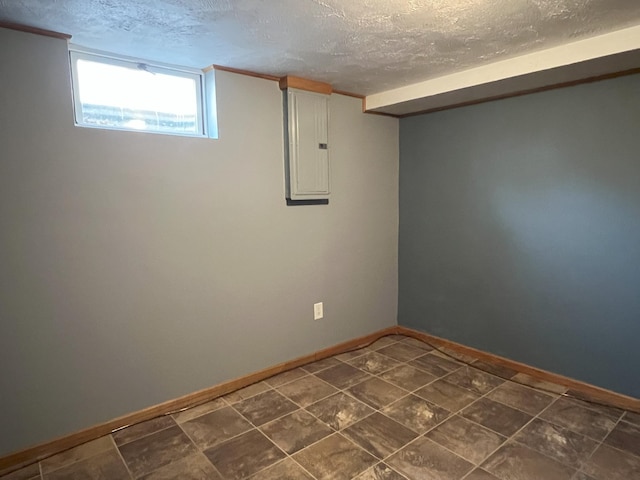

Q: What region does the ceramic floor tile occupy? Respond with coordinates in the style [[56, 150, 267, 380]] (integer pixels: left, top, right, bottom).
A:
[[409, 353, 462, 378], [277, 375, 338, 407], [342, 412, 418, 459], [353, 463, 407, 480], [481, 443, 575, 480], [247, 458, 314, 480], [432, 347, 478, 364], [376, 343, 429, 362], [379, 365, 437, 391], [118, 425, 197, 478], [414, 379, 480, 412], [398, 337, 433, 351], [461, 398, 533, 437], [572, 473, 597, 480], [293, 434, 377, 480], [540, 398, 617, 441], [260, 410, 333, 454], [40, 436, 115, 473], [314, 363, 372, 390], [464, 469, 501, 480], [336, 348, 373, 362], [443, 367, 505, 395], [381, 395, 450, 434], [347, 352, 402, 375], [223, 382, 271, 404], [347, 377, 408, 409], [234, 390, 299, 426], [564, 393, 625, 420], [306, 392, 374, 430], [387, 436, 473, 480], [300, 357, 343, 374], [426, 415, 506, 465], [172, 398, 227, 424], [180, 406, 253, 450], [369, 337, 401, 349], [510, 373, 567, 395], [204, 429, 286, 480], [622, 411, 640, 427], [603, 420, 640, 457], [113, 417, 177, 447], [264, 368, 308, 388], [471, 361, 518, 380], [582, 444, 640, 480], [513, 418, 598, 469], [138, 453, 221, 480], [11, 342, 638, 480], [0, 464, 40, 480], [42, 449, 130, 480], [486, 382, 555, 415]]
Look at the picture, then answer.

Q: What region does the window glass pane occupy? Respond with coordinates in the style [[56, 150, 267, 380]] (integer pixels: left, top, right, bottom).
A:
[[75, 58, 199, 135]]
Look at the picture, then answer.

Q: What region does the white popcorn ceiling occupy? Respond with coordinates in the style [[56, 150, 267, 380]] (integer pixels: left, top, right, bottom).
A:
[[1, 0, 640, 95]]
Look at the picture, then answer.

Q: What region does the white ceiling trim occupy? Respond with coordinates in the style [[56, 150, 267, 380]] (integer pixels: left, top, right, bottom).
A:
[[366, 24, 640, 116]]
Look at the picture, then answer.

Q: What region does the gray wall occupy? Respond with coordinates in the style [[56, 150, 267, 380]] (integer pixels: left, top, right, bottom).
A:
[[0, 28, 399, 456], [399, 73, 640, 398]]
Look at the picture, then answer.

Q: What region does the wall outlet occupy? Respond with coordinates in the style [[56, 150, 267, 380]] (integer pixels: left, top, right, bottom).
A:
[[314, 302, 323, 320]]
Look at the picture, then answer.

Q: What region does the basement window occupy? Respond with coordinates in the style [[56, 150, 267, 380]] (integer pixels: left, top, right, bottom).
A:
[[69, 49, 212, 137]]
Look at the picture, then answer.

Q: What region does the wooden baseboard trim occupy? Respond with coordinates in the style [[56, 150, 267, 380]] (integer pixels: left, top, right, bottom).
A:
[[397, 326, 640, 413], [0, 326, 398, 476], [6, 323, 635, 475]]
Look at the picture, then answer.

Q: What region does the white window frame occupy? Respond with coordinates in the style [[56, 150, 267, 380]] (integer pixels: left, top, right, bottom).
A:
[[69, 47, 209, 138]]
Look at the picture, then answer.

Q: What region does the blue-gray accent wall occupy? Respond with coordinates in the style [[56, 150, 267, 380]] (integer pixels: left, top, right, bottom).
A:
[[399, 73, 640, 398]]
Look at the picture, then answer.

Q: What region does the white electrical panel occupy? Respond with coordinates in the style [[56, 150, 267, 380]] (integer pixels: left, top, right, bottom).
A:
[[284, 88, 330, 200]]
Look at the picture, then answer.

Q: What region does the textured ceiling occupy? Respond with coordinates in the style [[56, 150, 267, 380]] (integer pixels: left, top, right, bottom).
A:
[[1, 0, 640, 95]]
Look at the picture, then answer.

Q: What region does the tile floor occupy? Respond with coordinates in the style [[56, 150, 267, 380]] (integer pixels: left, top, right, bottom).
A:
[[3, 335, 640, 480]]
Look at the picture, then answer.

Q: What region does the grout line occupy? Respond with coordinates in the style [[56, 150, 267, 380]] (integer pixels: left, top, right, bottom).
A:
[[485, 388, 627, 474], [330, 356, 478, 468], [109, 435, 135, 479], [108, 337, 408, 478], [31, 334, 636, 480], [532, 396, 618, 444], [287, 455, 320, 480], [248, 429, 301, 479], [37, 437, 117, 477], [534, 396, 609, 469], [406, 371, 552, 471], [288, 431, 376, 478], [592, 415, 640, 460], [186, 337, 632, 478]]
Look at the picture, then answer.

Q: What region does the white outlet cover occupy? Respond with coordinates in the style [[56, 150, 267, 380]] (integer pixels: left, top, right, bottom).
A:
[[314, 302, 323, 320]]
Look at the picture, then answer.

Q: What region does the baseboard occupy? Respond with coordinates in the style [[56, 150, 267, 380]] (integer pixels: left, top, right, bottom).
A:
[[4, 324, 637, 475], [397, 326, 640, 413], [0, 325, 399, 476]]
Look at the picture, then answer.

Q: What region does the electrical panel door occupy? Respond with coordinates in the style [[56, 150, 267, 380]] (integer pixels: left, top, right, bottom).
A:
[[284, 88, 330, 200]]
